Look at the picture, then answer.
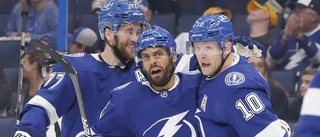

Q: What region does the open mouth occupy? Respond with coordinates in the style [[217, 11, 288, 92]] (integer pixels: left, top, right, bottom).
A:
[[150, 67, 163, 78], [151, 68, 162, 75], [201, 63, 210, 68]]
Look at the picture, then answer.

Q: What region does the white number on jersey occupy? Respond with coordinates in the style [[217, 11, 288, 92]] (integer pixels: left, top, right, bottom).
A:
[[43, 72, 66, 90], [235, 92, 265, 121]]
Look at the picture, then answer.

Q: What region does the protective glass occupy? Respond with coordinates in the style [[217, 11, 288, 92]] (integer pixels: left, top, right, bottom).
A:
[[135, 47, 171, 63], [186, 41, 222, 55]]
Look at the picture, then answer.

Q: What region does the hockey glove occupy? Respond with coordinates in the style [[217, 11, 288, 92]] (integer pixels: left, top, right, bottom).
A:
[[14, 126, 44, 137], [233, 36, 265, 58]]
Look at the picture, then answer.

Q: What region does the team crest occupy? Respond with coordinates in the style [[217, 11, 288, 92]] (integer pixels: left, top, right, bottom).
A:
[[225, 72, 245, 86], [218, 14, 229, 22]]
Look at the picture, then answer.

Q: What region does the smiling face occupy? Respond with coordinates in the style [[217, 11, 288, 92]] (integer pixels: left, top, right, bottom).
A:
[[115, 22, 142, 60], [140, 47, 176, 90], [193, 41, 223, 76]]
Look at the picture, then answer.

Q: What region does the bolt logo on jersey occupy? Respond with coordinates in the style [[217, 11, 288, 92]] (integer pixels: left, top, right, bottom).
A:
[[143, 110, 197, 137], [225, 72, 245, 86], [217, 14, 229, 22], [101, 2, 114, 11]]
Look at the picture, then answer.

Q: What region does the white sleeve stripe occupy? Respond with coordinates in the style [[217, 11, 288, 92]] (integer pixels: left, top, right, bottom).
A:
[[27, 95, 59, 126], [175, 54, 193, 73], [255, 120, 285, 137], [301, 88, 320, 116]]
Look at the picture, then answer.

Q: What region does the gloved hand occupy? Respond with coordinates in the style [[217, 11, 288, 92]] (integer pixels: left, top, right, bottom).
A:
[[278, 119, 292, 137], [233, 36, 265, 58], [233, 35, 265, 51], [75, 131, 103, 137], [14, 126, 44, 137]]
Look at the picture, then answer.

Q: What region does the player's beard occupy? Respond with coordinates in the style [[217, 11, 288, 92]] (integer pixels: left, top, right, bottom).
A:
[[115, 37, 135, 60], [146, 60, 175, 87]]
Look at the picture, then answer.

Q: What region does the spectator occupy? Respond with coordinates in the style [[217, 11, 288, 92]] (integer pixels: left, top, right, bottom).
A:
[[6, 0, 58, 50], [294, 68, 320, 136], [22, 50, 45, 102], [246, 0, 283, 52], [68, 26, 98, 54], [266, 0, 320, 71], [248, 56, 289, 119], [287, 68, 318, 120], [175, 7, 232, 54]]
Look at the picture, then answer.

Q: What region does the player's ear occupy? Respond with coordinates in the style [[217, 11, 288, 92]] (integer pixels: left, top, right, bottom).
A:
[[225, 41, 233, 52], [104, 28, 114, 44], [172, 51, 177, 64]]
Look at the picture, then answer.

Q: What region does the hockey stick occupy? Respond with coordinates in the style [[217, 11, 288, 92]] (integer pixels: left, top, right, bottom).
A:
[[28, 39, 91, 137], [16, 11, 28, 124]]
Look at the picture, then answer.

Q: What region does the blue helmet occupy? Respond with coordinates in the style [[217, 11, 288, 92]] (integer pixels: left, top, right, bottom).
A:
[[98, 0, 146, 40], [135, 27, 176, 58], [189, 14, 234, 50]]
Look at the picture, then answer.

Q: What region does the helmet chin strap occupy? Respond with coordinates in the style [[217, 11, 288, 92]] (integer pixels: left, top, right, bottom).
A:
[[208, 51, 231, 78], [105, 36, 132, 69]]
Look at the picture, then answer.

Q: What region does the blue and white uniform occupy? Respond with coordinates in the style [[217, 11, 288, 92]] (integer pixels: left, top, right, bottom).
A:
[[195, 54, 289, 137], [294, 69, 320, 137], [15, 53, 197, 137], [91, 72, 203, 136], [15, 53, 146, 137]]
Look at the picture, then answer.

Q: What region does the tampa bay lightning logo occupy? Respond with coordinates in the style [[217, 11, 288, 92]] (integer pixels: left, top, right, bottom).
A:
[[225, 72, 245, 86], [218, 14, 229, 22], [101, 2, 114, 11], [143, 110, 197, 137]]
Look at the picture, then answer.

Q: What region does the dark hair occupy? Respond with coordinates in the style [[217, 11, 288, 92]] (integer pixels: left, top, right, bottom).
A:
[[302, 68, 318, 76], [25, 50, 46, 76]]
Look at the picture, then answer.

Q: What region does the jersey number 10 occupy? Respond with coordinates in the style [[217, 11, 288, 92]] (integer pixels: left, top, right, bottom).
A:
[[235, 92, 265, 121]]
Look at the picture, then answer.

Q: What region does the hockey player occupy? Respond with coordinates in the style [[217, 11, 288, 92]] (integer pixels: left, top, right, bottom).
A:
[[14, 1, 148, 137], [77, 28, 203, 136], [189, 14, 291, 137], [294, 69, 320, 136]]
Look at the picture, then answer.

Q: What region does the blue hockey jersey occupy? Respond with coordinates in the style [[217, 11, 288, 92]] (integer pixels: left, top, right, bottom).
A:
[[16, 53, 146, 137], [91, 72, 203, 137], [267, 26, 320, 71], [15, 53, 197, 137], [294, 70, 320, 137], [195, 54, 288, 137]]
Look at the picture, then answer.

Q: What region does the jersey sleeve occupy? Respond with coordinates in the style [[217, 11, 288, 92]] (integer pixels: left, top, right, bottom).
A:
[[224, 88, 287, 137], [175, 54, 198, 73], [16, 63, 78, 134], [91, 89, 132, 136], [295, 71, 320, 137]]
